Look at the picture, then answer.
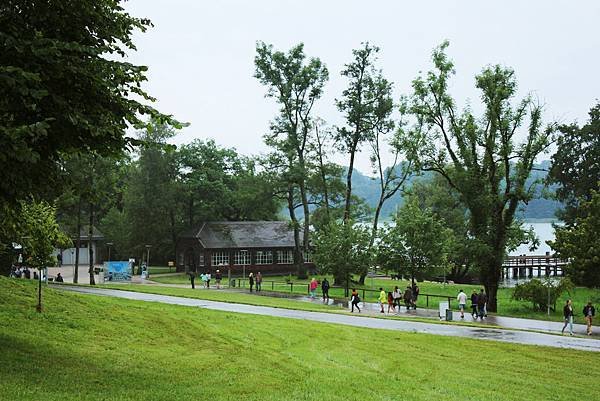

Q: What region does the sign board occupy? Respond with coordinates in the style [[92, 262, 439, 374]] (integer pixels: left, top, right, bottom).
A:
[[439, 301, 449, 320], [105, 261, 132, 282], [168, 261, 175, 267]]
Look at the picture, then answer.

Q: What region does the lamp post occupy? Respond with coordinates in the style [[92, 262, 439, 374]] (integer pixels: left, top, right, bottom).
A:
[[106, 242, 113, 263], [241, 250, 248, 288], [145, 245, 151, 278]]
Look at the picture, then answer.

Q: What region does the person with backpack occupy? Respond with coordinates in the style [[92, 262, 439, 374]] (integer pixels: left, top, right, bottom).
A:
[[470, 290, 478, 318], [350, 288, 361, 313], [403, 286, 413, 311], [562, 299, 574, 336], [583, 301, 596, 335], [321, 278, 330, 302], [477, 289, 487, 319], [215, 270, 222, 289]]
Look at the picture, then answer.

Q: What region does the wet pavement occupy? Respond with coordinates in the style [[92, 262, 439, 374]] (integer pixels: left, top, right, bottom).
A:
[[54, 285, 600, 352]]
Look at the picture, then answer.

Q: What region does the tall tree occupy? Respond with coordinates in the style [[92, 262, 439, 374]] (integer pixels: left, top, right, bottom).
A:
[[254, 42, 328, 278], [0, 0, 177, 270], [404, 42, 554, 311], [548, 103, 600, 224], [336, 43, 386, 222]]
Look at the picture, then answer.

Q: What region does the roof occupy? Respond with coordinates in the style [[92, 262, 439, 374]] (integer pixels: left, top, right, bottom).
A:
[[180, 221, 298, 249], [73, 225, 104, 241]]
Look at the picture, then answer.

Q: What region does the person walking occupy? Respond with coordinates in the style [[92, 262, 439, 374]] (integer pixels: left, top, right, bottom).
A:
[[206, 271, 211, 289], [477, 289, 487, 319], [188, 271, 196, 289], [321, 278, 330, 302], [256, 272, 262, 292], [403, 286, 413, 311], [583, 301, 596, 336], [561, 299, 574, 336], [200, 272, 207, 288], [215, 270, 222, 289], [470, 290, 478, 318], [350, 288, 361, 313], [387, 291, 396, 314], [377, 287, 386, 313], [457, 289, 468, 319], [309, 278, 318, 298], [248, 272, 254, 292], [392, 286, 401, 312]]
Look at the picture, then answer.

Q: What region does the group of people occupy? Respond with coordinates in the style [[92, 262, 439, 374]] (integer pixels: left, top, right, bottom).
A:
[[356, 284, 421, 314], [188, 270, 223, 289], [9, 265, 36, 280], [562, 299, 596, 336], [456, 289, 488, 319], [248, 272, 262, 292]]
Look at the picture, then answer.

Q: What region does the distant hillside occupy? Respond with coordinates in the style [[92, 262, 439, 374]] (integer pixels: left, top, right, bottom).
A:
[[351, 160, 561, 221]]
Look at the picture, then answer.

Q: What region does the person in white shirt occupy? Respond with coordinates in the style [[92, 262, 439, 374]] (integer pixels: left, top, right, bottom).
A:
[[457, 290, 468, 319]]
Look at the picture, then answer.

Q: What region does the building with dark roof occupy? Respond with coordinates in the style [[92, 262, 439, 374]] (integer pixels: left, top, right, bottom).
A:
[[176, 221, 314, 275]]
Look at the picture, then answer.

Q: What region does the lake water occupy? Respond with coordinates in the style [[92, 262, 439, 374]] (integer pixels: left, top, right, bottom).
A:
[[510, 221, 559, 256]]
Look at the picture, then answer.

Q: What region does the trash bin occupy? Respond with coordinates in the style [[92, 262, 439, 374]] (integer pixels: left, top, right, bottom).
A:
[[229, 279, 236, 288], [445, 309, 453, 321]]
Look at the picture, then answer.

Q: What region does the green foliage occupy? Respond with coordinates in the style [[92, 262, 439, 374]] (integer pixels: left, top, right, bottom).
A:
[[403, 41, 555, 310], [548, 103, 600, 224], [550, 189, 600, 287], [512, 278, 574, 311], [376, 198, 451, 283], [313, 221, 372, 285], [19, 201, 70, 269]]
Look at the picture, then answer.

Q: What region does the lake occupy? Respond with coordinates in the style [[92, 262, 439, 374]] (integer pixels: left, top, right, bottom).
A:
[[510, 221, 560, 256]]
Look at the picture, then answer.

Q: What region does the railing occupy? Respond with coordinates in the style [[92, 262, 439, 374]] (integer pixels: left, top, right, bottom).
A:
[[234, 278, 456, 308]]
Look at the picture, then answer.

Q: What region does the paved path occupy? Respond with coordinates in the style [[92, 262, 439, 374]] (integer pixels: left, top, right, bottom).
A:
[[54, 285, 600, 352]]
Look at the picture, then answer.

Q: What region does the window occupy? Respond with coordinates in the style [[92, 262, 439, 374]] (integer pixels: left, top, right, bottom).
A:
[[277, 250, 293, 264], [255, 250, 273, 265], [211, 251, 229, 267], [303, 251, 313, 263], [198, 253, 205, 266], [233, 251, 251, 265]]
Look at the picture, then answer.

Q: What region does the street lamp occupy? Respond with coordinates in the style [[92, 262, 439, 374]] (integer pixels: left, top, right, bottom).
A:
[[145, 245, 152, 278], [106, 242, 114, 262], [241, 250, 248, 288]]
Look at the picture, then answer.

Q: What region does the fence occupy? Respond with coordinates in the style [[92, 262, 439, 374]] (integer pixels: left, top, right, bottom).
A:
[[234, 278, 456, 308]]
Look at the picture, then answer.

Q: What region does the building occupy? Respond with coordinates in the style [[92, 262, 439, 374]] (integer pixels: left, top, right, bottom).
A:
[[54, 226, 105, 265], [176, 221, 314, 275]]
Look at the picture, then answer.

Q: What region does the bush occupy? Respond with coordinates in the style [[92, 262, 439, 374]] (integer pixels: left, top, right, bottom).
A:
[[512, 278, 574, 311]]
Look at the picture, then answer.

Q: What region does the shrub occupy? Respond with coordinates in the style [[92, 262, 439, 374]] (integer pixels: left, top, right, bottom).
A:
[[512, 278, 574, 311]]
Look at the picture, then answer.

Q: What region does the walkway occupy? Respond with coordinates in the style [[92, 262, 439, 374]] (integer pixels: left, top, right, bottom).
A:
[[54, 285, 600, 352]]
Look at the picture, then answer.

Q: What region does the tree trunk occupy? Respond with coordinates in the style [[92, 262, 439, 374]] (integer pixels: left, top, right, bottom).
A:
[[299, 179, 310, 268], [343, 146, 357, 223], [88, 203, 95, 285], [73, 197, 81, 284], [287, 185, 305, 279]]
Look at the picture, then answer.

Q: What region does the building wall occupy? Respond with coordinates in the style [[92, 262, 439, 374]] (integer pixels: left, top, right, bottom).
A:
[[54, 242, 100, 265]]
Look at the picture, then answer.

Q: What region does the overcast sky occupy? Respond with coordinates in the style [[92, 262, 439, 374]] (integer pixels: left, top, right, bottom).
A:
[[123, 0, 600, 174]]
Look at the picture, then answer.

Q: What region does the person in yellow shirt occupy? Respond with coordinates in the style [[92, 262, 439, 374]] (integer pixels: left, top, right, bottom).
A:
[[378, 287, 386, 313]]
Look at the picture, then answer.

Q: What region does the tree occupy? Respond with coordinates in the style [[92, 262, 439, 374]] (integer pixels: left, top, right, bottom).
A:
[[313, 221, 372, 288], [254, 42, 328, 278], [550, 189, 600, 287], [336, 43, 389, 223], [0, 0, 177, 271], [548, 103, 600, 224], [19, 201, 71, 311], [376, 199, 451, 286], [404, 42, 554, 311]]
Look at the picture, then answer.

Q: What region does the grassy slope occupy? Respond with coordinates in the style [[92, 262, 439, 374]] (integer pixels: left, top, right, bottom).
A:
[[1, 277, 599, 401], [152, 273, 600, 323]]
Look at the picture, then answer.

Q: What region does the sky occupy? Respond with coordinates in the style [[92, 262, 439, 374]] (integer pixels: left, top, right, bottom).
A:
[[123, 0, 600, 174]]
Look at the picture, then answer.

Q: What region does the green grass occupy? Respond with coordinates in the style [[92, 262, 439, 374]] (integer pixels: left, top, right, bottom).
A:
[[1, 277, 598, 401], [152, 273, 600, 323], [147, 265, 176, 274]]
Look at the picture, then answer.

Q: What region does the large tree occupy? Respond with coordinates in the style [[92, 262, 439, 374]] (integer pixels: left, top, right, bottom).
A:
[[336, 43, 390, 223], [548, 103, 600, 224], [254, 42, 328, 278], [0, 0, 176, 270], [404, 42, 554, 311]]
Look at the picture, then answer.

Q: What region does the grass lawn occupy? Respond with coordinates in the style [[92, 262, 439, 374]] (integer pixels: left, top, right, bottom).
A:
[[151, 273, 600, 323], [3, 278, 600, 401]]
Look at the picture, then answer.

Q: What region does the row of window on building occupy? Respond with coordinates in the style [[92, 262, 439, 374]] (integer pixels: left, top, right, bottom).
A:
[[204, 250, 312, 267]]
